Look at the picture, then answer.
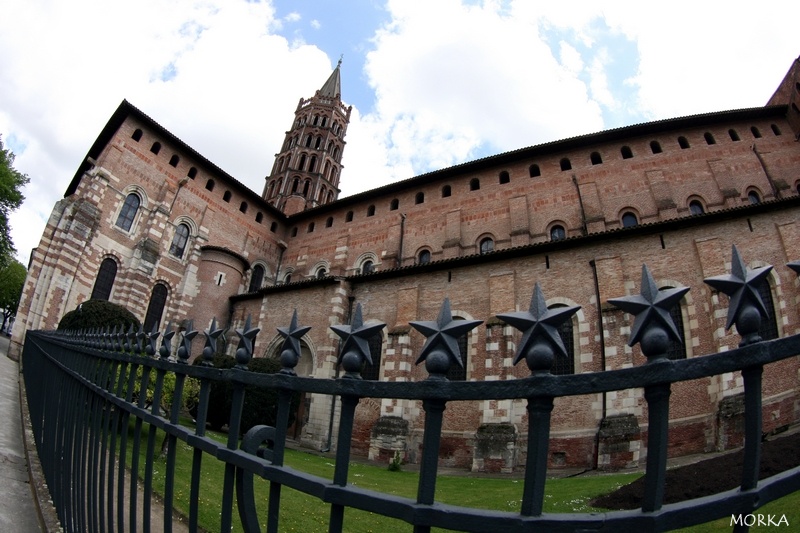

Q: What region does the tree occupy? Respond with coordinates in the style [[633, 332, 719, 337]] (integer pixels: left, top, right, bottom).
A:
[[0, 135, 30, 268], [57, 299, 140, 331], [0, 258, 26, 331]]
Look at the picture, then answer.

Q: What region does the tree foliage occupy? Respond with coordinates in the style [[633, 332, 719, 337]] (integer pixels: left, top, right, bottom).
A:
[[57, 299, 141, 331], [0, 135, 29, 267], [0, 258, 26, 331]]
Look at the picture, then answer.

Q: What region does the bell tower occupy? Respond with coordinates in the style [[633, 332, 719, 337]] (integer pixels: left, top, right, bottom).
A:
[[263, 59, 352, 215]]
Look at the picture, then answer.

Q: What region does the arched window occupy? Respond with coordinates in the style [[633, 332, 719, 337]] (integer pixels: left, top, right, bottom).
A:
[[205, 179, 215, 192], [751, 126, 762, 138], [418, 250, 431, 265], [248, 265, 265, 292], [447, 317, 469, 381], [748, 190, 761, 204], [560, 158, 572, 171], [621, 146, 633, 159], [187, 167, 197, 179], [291, 227, 298, 237], [442, 185, 451, 198], [308, 222, 315, 233], [169, 223, 191, 258], [590, 152, 602, 165], [239, 202, 248, 213], [704, 132, 716, 145], [316, 267, 327, 279], [470, 178, 480, 191], [169, 154, 179, 167], [360, 260, 374, 274], [549, 304, 575, 375], [689, 200, 705, 215], [479, 237, 494, 255], [529, 164, 541, 177], [756, 278, 778, 341], [771, 124, 782, 136], [115, 193, 140, 231], [284, 273, 292, 284], [390, 198, 399, 211], [255, 212, 263, 224], [550, 225, 566, 241], [678, 136, 690, 149], [728, 129, 740, 141], [326, 216, 333, 228], [150, 142, 161, 155], [367, 205, 375, 217], [131, 129, 143, 142], [346, 211, 353, 222], [362, 332, 383, 381], [91, 258, 117, 300], [270, 222, 277, 233], [223, 191, 231, 202], [143, 283, 168, 332], [415, 192, 424, 204], [621, 211, 638, 228], [499, 171, 510, 184], [650, 141, 662, 154]]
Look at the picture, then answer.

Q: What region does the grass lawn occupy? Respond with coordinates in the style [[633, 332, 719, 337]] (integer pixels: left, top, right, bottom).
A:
[[127, 423, 798, 532]]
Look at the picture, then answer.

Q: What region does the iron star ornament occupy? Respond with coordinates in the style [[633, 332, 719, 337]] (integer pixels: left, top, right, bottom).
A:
[[497, 283, 580, 374], [704, 245, 772, 346], [234, 314, 260, 369], [608, 264, 689, 360], [330, 303, 385, 379], [409, 298, 482, 380], [158, 322, 176, 359], [177, 320, 198, 363], [276, 310, 311, 375], [201, 317, 226, 365]]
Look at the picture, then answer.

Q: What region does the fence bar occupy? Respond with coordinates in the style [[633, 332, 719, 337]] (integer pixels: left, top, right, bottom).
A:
[[642, 383, 672, 512], [265, 388, 293, 533], [414, 398, 447, 533], [329, 394, 360, 533], [520, 396, 554, 516]]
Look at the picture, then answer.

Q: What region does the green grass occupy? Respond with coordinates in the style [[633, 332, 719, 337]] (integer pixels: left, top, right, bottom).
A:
[[124, 422, 798, 532]]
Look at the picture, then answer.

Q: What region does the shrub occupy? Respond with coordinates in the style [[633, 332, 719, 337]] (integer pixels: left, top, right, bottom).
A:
[[57, 299, 140, 331]]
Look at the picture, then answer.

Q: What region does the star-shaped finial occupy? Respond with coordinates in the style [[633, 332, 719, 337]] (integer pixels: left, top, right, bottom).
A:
[[609, 264, 689, 359], [410, 298, 482, 379], [234, 314, 260, 368], [159, 322, 175, 359], [330, 303, 385, 378], [497, 283, 580, 373], [136, 324, 147, 354], [177, 320, 198, 363], [704, 245, 772, 345], [201, 317, 226, 365], [788, 260, 800, 276], [276, 310, 312, 374]]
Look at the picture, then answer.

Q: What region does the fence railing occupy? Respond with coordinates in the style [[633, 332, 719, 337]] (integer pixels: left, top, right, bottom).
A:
[[21, 253, 800, 532]]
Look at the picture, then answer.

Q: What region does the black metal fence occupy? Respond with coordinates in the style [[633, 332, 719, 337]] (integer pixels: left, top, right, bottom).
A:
[[21, 253, 800, 532]]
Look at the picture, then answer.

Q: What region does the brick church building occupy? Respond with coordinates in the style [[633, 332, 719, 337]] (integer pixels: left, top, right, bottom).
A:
[[11, 57, 800, 471]]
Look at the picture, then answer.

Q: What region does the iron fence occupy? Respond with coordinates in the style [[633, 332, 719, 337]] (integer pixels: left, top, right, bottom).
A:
[[21, 252, 800, 532]]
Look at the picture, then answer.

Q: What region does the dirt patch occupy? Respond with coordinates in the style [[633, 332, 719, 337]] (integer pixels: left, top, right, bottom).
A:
[[592, 431, 800, 510]]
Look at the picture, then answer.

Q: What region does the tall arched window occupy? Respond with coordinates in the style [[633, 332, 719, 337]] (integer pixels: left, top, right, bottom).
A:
[[479, 237, 494, 254], [169, 223, 191, 258], [249, 264, 265, 292], [91, 258, 117, 300], [362, 332, 383, 381], [143, 283, 168, 332], [115, 193, 140, 231], [549, 304, 575, 375], [360, 260, 374, 274]]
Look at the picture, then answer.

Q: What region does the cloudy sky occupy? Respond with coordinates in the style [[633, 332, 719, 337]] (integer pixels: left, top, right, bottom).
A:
[[1, 0, 798, 266]]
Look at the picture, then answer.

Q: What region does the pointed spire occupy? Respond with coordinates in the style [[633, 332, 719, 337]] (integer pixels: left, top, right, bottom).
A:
[[319, 57, 342, 98]]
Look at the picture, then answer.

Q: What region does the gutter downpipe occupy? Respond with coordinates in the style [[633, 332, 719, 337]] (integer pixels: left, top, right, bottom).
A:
[[589, 259, 607, 470], [321, 294, 355, 452]]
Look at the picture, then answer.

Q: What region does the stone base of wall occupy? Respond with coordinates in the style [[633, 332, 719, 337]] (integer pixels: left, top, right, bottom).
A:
[[596, 414, 642, 470], [368, 416, 409, 464], [471, 423, 516, 473], [717, 393, 745, 451]]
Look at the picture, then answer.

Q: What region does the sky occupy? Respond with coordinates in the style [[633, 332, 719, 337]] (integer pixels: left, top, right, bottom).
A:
[[1, 0, 798, 267]]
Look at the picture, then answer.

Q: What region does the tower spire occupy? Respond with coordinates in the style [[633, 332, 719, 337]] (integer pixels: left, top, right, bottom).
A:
[[262, 61, 352, 215]]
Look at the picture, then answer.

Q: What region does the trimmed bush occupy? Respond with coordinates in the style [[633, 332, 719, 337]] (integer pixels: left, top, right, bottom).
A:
[[58, 299, 140, 331]]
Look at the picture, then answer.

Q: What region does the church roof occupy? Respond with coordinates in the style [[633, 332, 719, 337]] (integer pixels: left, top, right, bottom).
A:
[[319, 60, 342, 98]]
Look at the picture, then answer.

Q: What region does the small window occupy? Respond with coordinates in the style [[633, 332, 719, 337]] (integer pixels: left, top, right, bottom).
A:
[[169, 223, 191, 258], [771, 124, 782, 136], [442, 185, 451, 198], [169, 154, 179, 167], [239, 202, 247, 213], [255, 212, 263, 224], [479, 237, 494, 255], [621, 212, 638, 228], [316, 267, 327, 279], [326, 216, 333, 228], [205, 179, 215, 192], [499, 171, 510, 184], [689, 200, 705, 215], [116, 193, 141, 231], [728, 129, 740, 141], [747, 190, 761, 204], [367, 205, 375, 217], [291, 227, 298, 237], [590, 152, 602, 165], [131, 129, 143, 142], [361, 260, 374, 274], [187, 167, 197, 179], [418, 250, 431, 265], [223, 191, 232, 202], [751, 126, 762, 138], [269, 222, 277, 233], [560, 158, 571, 171], [284, 274, 292, 284], [248, 265, 265, 292], [550, 225, 566, 241], [704, 132, 716, 145], [390, 198, 399, 210], [150, 142, 161, 155], [308, 222, 315, 233], [650, 141, 662, 154], [678, 136, 690, 149], [470, 178, 480, 191], [346, 211, 353, 222], [621, 146, 633, 159], [415, 192, 424, 205], [529, 164, 541, 177]]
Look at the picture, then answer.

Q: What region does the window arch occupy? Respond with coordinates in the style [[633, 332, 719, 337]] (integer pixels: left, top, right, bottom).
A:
[[621, 211, 638, 228], [771, 124, 782, 136], [747, 189, 761, 204], [415, 192, 424, 205], [390, 198, 399, 211], [751, 126, 762, 138], [704, 132, 716, 145], [650, 141, 662, 154], [205, 179, 215, 192], [479, 237, 494, 255], [326, 216, 333, 228], [169, 154, 179, 167], [689, 199, 705, 215], [621, 146, 633, 159], [131, 129, 143, 142], [678, 136, 690, 149], [560, 158, 572, 171], [248, 264, 265, 292], [150, 142, 161, 155], [550, 224, 566, 241], [315, 266, 328, 279], [499, 171, 510, 184], [360, 260, 374, 275], [91, 257, 118, 300], [143, 283, 168, 332], [187, 167, 197, 179], [470, 178, 480, 191], [115, 193, 140, 231], [169, 223, 191, 258], [239, 202, 248, 213], [255, 212, 264, 224], [367, 205, 375, 217], [307, 222, 315, 233], [728, 129, 740, 141], [590, 152, 602, 165], [223, 191, 232, 202], [418, 249, 431, 265], [442, 185, 451, 198], [549, 304, 575, 375], [346, 211, 353, 222], [529, 164, 541, 177]]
